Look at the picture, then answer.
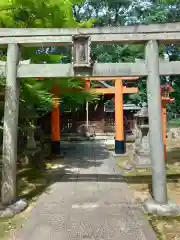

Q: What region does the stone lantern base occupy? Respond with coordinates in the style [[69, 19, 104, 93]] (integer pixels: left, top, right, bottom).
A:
[[132, 102, 151, 168], [132, 149, 151, 168]]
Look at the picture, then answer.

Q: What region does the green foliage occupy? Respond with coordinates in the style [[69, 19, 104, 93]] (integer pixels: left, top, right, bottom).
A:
[[0, 0, 96, 28], [0, 0, 98, 131], [19, 79, 52, 125], [154, 0, 179, 3], [1, 0, 180, 122], [74, 0, 180, 111]]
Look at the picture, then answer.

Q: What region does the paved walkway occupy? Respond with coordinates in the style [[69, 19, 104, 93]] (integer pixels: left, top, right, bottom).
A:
[[13, 141, 156, 240]]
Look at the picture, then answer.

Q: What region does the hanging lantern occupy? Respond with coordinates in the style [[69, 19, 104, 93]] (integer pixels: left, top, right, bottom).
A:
[[72, 35, 91, 67], [161, 84, 174, 99], [161, 84, 175, 104], [72, 35, 93, 76]]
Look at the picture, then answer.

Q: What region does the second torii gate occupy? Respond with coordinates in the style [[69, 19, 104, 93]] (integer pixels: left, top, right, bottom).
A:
[[51, 76, 139, 155]]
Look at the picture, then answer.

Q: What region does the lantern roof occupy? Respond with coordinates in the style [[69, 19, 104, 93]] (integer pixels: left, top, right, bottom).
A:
[[160, 83, 174, 93]]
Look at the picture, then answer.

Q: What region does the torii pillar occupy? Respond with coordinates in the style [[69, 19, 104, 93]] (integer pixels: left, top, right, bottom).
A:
[[84, 79, 91, 127], [161, 100, 167, 160], [85, 76, 138, 154], [161, 84, 174, 160], [51, 85, 61, 155], [115, 78, 125, 154]]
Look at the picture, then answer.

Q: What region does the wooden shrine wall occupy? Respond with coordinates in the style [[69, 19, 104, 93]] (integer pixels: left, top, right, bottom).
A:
[[38, 106, 137, 136]]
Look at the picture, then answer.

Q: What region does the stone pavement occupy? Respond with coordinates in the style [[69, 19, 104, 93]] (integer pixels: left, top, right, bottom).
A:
[[13, 141, 157, 240]]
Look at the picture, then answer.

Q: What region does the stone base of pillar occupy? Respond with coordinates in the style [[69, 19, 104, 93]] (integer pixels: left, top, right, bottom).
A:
[[51, 141, 61, 155], [115, 140, 126, 154], [144, 198, 180, 216]]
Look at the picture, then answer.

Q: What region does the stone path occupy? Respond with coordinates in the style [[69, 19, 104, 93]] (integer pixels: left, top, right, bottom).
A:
[[13, 141, 157, 240]]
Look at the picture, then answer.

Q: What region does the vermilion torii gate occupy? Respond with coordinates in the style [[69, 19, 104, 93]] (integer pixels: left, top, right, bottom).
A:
[[1, 22, 180, 214], [51, 76, 139, 155]]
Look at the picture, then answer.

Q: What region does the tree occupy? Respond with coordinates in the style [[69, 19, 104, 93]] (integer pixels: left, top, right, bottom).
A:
[[73, 0, 180, 109], [0, 0, 97, 206], [0, 0, 98, 131]]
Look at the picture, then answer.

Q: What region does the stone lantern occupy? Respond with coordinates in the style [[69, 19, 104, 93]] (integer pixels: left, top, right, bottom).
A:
[[132, 102, 151, 167], [72, 35, 93, 76]]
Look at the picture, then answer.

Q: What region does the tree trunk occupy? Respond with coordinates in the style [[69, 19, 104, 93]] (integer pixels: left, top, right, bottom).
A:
[[1, 44, 20, 206]]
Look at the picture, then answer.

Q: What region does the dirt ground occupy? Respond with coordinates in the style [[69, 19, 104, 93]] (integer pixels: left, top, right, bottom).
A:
[[0, 158, 65, 240], [114, 139, 180, 240]]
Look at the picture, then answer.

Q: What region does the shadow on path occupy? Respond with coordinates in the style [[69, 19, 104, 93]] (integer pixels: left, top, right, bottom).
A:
[[13, 141, 157, 240]]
